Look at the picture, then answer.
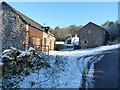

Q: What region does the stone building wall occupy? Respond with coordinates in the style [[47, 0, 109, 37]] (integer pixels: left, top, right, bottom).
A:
[[79, 23, 106, 48], [0, 3, 3, 53], [49, 35, 55, 50], [42, 32, 55, 50], [2, 3, 26, 51]]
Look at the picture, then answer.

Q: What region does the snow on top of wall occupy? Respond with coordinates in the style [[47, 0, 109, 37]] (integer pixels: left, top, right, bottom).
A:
[[55, 41, 65, 44], [28, 47, 35, 52], [2, 49, 12, 54], [0, 61, 3, 65], [18, 51, 28, 57]]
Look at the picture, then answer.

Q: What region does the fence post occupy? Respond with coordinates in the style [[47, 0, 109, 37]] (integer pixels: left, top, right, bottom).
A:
[[48, 46, 49, 56]]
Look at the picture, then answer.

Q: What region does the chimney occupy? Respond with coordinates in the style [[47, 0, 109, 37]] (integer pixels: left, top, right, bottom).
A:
[[41, 26, 50, 33]]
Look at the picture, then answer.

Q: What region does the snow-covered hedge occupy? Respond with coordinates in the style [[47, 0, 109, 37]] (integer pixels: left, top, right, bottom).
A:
[[0, 47, 50, 75]]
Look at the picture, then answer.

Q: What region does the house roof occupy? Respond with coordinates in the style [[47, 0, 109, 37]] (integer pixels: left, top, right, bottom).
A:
[[1, 2, 55, 37]]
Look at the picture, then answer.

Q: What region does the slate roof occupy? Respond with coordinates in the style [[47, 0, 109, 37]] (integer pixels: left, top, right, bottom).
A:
[[81, 22, 107, 32]]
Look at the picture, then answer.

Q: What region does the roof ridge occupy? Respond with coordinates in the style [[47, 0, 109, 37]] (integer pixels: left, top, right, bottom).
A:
[[85, 22, 106, 30]]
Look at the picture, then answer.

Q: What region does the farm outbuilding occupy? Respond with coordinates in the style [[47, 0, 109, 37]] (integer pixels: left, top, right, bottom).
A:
[[0, 2, 55, 53], [79, 22, 109, 49]]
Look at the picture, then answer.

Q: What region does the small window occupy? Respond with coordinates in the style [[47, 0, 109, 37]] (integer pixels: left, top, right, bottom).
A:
[[84, 40, 88, 44]]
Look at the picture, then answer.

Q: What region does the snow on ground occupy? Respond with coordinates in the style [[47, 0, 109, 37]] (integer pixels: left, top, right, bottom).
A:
[[18, 56, 82, 88], [50, 43, 119, 58], [48, 43, 119, 88], [2, 44, 119, 88]]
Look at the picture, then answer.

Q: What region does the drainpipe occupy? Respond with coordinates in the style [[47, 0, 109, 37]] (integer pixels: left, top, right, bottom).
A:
[[25, 24, 29, 51]]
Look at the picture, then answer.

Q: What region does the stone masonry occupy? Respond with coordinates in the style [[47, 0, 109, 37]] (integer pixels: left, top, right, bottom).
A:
[[1, 3, 26, 51]]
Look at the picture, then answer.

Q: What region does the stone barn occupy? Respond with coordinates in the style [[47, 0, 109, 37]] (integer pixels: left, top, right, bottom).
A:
[[0, 2, 55, 53], [79, 22, 109, 49]]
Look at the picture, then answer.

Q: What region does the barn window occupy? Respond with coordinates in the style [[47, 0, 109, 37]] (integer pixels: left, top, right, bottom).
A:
[[87, 29, 92, 34], [84, 40, 88, 44]]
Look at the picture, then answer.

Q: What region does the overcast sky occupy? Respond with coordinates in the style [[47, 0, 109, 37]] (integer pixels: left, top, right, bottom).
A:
[[8, 2, 117, 29]]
